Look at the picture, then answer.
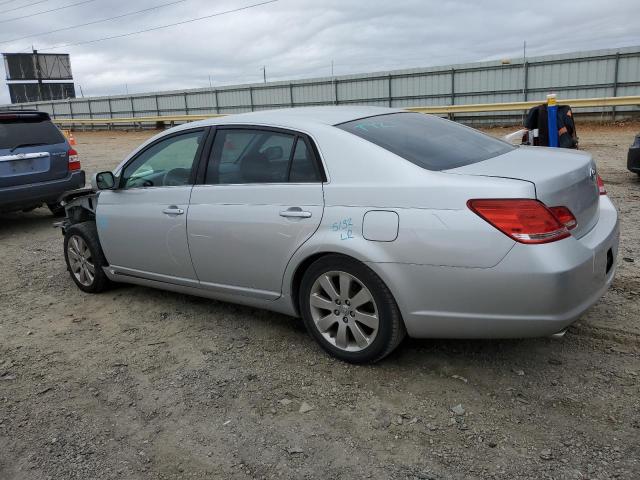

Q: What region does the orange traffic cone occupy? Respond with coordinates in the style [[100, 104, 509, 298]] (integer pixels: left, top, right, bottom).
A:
[[68, 132, 77, 146]]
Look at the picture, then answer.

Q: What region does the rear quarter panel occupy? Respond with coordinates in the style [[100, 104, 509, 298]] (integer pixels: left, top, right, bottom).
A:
[[280, 129, 537, 298]]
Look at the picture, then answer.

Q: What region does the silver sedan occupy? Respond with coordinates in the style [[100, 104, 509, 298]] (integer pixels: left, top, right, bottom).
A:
[[61, 107, 620, 363]]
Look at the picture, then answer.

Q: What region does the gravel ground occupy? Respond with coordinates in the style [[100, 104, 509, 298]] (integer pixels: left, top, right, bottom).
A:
[[1, 123, 639, 480]]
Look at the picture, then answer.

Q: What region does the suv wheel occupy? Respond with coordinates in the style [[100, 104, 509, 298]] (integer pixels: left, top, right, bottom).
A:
[[64, 222, 111, 293], [299, 254, 406, 363]]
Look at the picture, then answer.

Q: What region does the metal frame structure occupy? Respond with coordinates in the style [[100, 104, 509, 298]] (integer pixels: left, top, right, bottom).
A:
[[2, 46, 639, 126], [45, 96, 640, 128]]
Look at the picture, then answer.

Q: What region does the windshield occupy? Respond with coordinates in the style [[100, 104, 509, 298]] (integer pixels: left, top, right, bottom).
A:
[[336, 112, 514, 171], [0, 117, 65, 150]]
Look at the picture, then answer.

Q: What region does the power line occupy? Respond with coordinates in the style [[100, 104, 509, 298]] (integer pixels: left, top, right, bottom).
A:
[[0, 0, 20, 6], [37, 0, 279, 51], [0, 0, 47, 14], [0, 0, 189, 45], [0, 0, 97, 25]]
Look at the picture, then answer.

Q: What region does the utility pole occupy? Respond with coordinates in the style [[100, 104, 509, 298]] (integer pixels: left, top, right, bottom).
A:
[[262, 66, 266, 83], [125, 84, 129, 95], [79, 84, 85, 98], [208, 75, 213, 88], [331, 60, 334, 77]]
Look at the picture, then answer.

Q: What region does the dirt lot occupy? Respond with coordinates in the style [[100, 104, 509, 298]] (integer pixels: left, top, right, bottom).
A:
[[1, 123, 639, 480]]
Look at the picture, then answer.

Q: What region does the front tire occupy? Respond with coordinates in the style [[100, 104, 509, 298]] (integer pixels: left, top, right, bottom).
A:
[[299, 255, 405, 363], [64, 222, 111, 293]]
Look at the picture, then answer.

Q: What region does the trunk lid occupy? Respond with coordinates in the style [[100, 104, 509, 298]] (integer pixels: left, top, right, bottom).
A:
[[445, 146, 600, 238], [0, 113, 69, 188]]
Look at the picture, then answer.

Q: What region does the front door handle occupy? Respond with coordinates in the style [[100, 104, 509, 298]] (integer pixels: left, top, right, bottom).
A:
[[162, 206, 184, 215], [280, 207, 312, 218]]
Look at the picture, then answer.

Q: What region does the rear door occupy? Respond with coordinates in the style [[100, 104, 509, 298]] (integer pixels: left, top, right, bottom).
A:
[[0, 112, 69, 188], [188, 126, 325, 299]]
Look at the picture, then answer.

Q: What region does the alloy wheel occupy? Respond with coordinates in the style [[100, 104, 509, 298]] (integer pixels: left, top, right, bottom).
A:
[[309, 270, 379, 352], [67, 235, 95, 287]]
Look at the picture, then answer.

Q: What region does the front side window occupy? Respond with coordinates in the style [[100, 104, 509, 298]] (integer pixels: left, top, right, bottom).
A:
[[121, 130, 204, 189], [336, 112, 514, 171], [205, 129, 321, 184]]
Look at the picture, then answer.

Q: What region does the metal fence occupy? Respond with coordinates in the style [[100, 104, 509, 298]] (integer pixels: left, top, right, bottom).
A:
[[3, 46, 639, 125]]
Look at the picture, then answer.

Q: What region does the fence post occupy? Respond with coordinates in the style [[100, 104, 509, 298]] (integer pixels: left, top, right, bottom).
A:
[[388, 74, 392, 107], [289, 83, 294, 107], [612, 52, 620, 121], [214, 89, 220, 114], [334, 78, 339, 105], [183, 93, 189, 115], [107, 98, 113, 130], [449, 68, 455, 121], [69, 100, 74, 130], [87, 99, 93, 131], [249, 87, 254, 112], [523, 61, 529, 101], [154, 94, 160, 117], [130, 97, 137, 129], [522, 60, 529, 124]]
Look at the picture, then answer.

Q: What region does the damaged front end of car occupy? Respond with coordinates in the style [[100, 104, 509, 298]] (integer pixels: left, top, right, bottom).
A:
[[52, 172, 108, 233]]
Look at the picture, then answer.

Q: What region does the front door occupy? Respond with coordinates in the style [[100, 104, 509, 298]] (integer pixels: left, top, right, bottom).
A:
[[97, 129, 206, 283], [188, 127, 325, 299]]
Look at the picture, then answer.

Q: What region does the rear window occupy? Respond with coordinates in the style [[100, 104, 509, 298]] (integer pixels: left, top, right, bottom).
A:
[[0, 115, 65, 150], [336, 112, 514, 171]]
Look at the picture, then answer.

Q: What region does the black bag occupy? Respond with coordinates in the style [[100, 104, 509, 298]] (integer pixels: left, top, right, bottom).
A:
[[524, 104, 578, 149]]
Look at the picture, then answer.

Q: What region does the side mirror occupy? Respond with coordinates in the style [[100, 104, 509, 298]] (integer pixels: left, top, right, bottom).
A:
[[91, 171, 116, 190]]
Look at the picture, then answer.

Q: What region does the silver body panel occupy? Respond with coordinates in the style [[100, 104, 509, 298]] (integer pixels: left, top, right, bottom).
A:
[[97, 107, 619, 339], [97, 186, 197, 280], [188, 183, 324, 300], [447, 146, 601, 238]]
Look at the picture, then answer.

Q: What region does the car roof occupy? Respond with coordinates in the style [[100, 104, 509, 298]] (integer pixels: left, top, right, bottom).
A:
[[191, 106, 406, 130]]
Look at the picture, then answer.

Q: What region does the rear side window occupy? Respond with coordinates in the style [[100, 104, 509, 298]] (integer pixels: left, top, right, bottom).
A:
[[336, 112, 514, 171], [205, 129, 322, 184], [0, 116, 65, 150]]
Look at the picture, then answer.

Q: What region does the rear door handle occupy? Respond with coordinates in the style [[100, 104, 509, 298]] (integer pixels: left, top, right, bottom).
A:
[[162, 206, 184, 215], [280, 207, 312, 218]]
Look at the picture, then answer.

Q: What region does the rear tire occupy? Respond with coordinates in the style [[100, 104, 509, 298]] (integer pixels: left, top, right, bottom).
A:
[[64, 222, 111, 293], [299, 254, 406, 363]]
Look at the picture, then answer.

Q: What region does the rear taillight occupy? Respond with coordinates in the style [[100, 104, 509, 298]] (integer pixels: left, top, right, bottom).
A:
[[467, 199, 570, 244], [548, 206, 577, 230], [68, 148, 81, 171], [597, 175, 606, 195]]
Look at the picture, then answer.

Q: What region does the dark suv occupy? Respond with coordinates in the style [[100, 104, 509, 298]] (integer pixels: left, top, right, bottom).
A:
[[0, 110, 85, 215]]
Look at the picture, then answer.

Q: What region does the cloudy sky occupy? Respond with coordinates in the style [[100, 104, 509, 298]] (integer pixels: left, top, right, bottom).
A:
[[0, 0, 638, 104]]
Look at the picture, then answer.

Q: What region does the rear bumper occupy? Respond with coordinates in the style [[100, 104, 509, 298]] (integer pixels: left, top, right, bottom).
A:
[[0, 170, 85, 212], [373, 196, 620, 339]]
